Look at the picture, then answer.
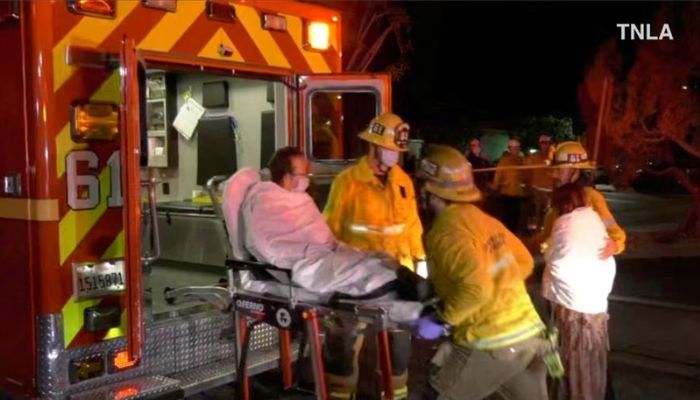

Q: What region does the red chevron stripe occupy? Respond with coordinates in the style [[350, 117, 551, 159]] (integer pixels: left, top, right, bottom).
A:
[[169, 12, 217, 54], [322, 45, 341, 72], [53, 11, 83, 43], [221, 22, 267, 65], [60, 207, 123, 269], [267, 29, 312, 72]]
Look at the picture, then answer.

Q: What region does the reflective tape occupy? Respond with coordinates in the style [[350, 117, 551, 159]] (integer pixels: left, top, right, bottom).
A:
[[489, 254, 515, 275], [349, 223, 405, 235], [471, 322, 545, 350]]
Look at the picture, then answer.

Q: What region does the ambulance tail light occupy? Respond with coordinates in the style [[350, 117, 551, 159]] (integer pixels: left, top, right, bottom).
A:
[[109, 349, 139, 373], [305, 21, 330, 51], [68, 0, 116, 18], [71, 102, 119, 142]]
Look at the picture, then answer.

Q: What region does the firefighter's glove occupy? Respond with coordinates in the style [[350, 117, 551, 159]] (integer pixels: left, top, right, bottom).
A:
[[407, 314, 449, 340]]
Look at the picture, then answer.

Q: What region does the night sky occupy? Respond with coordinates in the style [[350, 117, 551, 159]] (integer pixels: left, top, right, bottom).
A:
[[395, 2, 661, 131]]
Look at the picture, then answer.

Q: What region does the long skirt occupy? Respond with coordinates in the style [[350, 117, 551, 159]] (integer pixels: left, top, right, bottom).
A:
[[554, 304, 610, 400]]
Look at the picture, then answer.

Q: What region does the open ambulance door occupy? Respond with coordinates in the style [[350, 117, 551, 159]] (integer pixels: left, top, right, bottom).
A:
[[297, 73, 391, 207], [119, 36, 144, 363]]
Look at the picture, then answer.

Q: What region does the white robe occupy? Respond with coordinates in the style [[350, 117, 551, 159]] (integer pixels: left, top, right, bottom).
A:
[[543, 207, 616, 314], [223, 168, 397, 297]]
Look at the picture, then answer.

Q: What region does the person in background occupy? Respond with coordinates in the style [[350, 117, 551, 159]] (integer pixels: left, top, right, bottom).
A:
[[524, 134, 556, 232], [542, 182, 616, 400], [491, 138, 527, 234], [528, 141, 625, 260], [466, 137, 492, 191]]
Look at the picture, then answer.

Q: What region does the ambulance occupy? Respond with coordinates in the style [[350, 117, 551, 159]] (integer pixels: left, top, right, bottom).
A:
[[0, 0, 391, 398]]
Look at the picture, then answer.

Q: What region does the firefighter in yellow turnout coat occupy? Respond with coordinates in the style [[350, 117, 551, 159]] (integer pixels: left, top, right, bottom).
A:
[[412, 145, 548, 400], [322, 113, 424, 399], [323, 112, 425, 271], [528, 141, 626, 258]]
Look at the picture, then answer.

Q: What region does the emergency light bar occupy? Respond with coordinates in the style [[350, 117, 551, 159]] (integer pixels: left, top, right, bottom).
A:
[[305, 21, 330, 51], [67, 0, 116, 18], [71, 102, 119, 142]]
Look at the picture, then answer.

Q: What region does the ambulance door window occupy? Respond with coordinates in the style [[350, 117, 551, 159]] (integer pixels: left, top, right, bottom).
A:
[[310, 91, 378, 161]]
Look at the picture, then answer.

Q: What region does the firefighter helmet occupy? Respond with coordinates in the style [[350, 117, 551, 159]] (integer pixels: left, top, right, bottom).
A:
[[552, 141, 596, 169], [358, 112, 410, 152], [418, 144, 482, 203]]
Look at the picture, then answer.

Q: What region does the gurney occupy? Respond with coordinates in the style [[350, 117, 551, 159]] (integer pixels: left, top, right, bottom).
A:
[[164, 169, 433, 400]]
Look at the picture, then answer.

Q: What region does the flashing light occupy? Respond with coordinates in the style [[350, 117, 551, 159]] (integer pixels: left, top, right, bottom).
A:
[[306, 22, 330, 51], [68, 0, 116, 18], [71, 103, 119, 142]]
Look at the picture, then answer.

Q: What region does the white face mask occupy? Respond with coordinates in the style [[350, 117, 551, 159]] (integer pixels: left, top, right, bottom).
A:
[[379, 148, 400, 168], [291, 175, 310, 193]]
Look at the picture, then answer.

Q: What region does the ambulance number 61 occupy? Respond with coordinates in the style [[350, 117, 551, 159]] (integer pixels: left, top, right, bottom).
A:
[[66, 150, 123, 210]]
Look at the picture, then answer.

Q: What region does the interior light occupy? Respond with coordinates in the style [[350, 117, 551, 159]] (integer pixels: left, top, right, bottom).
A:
[[71, 102, 119, 142], [67, 0, 116, 18], [306, 21, 330, 51]]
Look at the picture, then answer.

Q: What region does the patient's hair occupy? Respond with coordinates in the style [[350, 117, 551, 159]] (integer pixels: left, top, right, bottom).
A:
[[268, 146, 305, 184], [552, 182, 586, 215]]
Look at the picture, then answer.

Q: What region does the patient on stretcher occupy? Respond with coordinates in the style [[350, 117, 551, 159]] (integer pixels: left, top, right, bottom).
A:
[[222, 147, 412, 300]]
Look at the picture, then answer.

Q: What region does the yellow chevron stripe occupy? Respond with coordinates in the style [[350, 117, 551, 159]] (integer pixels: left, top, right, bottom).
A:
[[104, 309, 127, 340], [236, 5, 290, 68], [55, 71, 118, 178], [52, 0, 139, 92], [62, 297, 100, 348], [59, 165, 112, 265], [55, 124, 88, 178], [101, 230, 124, 260], [285, 15, 330, 73], [198, 28, 245, 63], [138, 0, 204, 52]]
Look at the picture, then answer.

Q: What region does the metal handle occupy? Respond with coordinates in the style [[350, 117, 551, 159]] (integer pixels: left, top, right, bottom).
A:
[[141, 170, 161, 264]]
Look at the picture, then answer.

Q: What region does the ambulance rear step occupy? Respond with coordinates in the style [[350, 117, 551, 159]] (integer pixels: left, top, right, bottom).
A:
[[68, 345, 297, 400]]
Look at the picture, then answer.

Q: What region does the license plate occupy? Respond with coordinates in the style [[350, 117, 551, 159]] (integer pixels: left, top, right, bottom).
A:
[[73, 260, 126, 300]]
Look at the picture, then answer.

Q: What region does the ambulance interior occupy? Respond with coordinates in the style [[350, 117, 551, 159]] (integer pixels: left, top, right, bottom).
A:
[[142, 67, 379, 320]]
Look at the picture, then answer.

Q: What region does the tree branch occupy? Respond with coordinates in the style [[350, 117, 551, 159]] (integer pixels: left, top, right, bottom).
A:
[[638, 118, 700, 159]]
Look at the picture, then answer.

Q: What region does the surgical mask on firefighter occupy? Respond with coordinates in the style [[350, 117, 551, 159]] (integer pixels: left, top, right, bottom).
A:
[[379, 148, 400, 168], [291, 175, 310, 193]]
